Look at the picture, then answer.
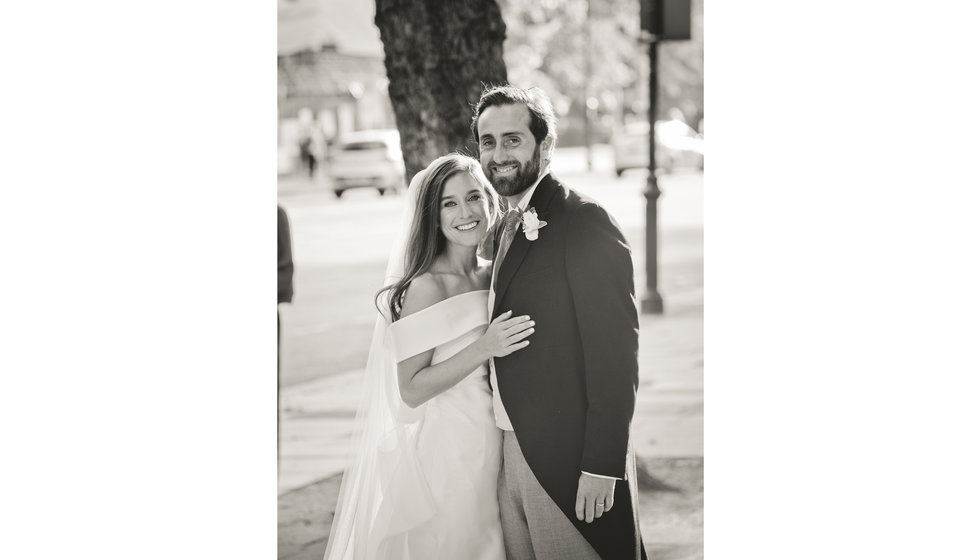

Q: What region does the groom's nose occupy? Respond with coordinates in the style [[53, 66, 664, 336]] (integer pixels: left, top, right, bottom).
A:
[[492, 143, 508, 163]]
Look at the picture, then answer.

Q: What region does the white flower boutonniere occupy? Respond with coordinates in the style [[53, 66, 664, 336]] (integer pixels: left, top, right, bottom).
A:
[[520, 207, 548, 241]]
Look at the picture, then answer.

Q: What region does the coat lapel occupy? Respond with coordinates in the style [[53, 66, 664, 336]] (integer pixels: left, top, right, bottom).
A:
[[493, 174, 561, 317]]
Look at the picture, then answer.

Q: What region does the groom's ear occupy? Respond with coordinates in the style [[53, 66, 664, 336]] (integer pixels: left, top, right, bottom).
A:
[[540, 136, 555, 166]]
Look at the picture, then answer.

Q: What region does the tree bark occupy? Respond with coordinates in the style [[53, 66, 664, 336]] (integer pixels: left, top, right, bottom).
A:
[[376, 0, 508, 176]]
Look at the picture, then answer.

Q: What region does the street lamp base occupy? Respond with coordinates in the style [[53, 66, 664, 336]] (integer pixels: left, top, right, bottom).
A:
[[641, 291, 664, 314]]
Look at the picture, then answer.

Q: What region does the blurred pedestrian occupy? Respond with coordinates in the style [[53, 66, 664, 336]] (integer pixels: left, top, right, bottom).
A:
[[278, 205, 294, 351], [297, 111, 326, 179], [309, 116, 327, 177]]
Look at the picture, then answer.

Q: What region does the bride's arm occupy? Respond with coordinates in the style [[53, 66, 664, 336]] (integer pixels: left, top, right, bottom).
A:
[[396, 276, 534, 408]]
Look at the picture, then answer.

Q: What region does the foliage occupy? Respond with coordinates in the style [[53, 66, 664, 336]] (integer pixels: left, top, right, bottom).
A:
[[498, 0, 703, 143], [372, 0, 703, 163]]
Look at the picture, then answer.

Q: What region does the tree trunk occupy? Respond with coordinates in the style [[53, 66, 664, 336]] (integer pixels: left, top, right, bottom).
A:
[[375, 0, 508, 177]]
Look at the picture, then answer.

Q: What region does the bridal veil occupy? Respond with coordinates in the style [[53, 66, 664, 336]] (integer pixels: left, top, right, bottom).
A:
[[322, 158, 444, 560]]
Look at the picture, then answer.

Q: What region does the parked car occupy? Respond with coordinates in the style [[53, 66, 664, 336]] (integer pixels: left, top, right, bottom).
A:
[[611, 120, 704, 177], [325, 129, 406, 197]]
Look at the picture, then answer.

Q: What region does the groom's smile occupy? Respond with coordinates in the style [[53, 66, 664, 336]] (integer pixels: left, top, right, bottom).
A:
[[490, 162, 520, 177]]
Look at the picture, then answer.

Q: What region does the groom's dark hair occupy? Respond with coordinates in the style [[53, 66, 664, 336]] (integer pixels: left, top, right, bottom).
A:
[[471, 85, 557, 147]]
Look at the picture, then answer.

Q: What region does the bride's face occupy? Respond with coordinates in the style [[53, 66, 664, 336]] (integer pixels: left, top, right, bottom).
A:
[[439, 172, 491, 248]]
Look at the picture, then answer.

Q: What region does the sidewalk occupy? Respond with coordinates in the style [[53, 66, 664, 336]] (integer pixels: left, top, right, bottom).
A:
[[279, 306, 703, 492], [278, 171, 704, 560]]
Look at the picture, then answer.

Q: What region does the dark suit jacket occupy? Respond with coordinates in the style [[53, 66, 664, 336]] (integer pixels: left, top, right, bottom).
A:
[[493, 174, 645, 559], [278, 205, 294, 304]]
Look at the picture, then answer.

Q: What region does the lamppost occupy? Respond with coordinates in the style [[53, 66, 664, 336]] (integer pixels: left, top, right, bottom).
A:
[[639, 0, 691, 315], [641, 35, 664, 314]]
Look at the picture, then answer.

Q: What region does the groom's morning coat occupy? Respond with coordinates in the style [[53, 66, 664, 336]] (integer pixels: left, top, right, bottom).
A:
[[493, 174, 646, 559]]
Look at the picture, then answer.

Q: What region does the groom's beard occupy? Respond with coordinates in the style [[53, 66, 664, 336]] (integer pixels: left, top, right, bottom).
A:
[[486, 144, 542, 197]]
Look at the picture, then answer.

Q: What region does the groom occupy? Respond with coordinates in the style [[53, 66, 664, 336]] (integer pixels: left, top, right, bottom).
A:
[[475, 85, 646, 559]]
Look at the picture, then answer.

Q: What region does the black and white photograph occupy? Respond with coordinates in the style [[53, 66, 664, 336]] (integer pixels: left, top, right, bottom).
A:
[[277, 0, 703, 558], [6, 1, 980, 559]]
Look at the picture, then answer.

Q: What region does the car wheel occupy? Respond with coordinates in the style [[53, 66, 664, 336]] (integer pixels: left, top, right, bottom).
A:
[[615, 168, 624, 177], [334, 190, 345, 199], [377, 188, 387, 196]]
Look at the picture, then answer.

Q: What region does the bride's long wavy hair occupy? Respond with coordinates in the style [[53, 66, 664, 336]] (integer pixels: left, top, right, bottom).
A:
[[377, 154, 502, 321]]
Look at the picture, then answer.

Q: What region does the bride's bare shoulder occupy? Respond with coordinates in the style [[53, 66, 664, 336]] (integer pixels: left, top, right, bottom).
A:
[[399, 273, 446, 319]]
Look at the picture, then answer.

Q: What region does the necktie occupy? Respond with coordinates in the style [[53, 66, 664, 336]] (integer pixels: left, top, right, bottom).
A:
[[498, 208, 523, 258], [478, 207, 521, 261], [491, 208, 523, 288]]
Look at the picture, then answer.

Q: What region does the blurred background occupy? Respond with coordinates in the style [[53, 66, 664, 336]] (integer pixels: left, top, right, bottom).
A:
[[277, 0, 703, 182], [277, 0, 703, 380], [277, 1, 703, 558]]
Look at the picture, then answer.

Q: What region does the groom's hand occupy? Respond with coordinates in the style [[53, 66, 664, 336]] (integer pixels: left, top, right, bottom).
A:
[[575, 473, 616, 523]]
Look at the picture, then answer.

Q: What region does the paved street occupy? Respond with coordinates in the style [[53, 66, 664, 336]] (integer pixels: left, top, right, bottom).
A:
[[277, 145, 704, 559]]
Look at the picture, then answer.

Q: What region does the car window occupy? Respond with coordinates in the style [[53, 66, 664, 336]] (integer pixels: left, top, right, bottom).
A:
[[342, 141, 387, 151]]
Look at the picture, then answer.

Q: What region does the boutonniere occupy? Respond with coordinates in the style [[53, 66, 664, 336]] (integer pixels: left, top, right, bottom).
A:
[[520, 207, 548, 241]]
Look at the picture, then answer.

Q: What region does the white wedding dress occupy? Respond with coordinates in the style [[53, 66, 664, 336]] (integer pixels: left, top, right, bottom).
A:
[[324, 155, 506, 560], [383, 289, 504, 559], [326, 289, 504, 560]]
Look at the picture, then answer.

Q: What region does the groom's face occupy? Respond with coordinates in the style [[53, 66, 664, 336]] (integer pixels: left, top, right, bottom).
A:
[[477, 104, 545, 197]]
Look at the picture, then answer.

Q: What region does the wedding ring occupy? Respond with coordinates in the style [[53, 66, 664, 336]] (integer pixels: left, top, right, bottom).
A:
[[596, 503, 605, 509]]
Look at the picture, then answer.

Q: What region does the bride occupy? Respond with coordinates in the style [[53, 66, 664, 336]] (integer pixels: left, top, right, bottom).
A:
[[323, 154, 535, 560]]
